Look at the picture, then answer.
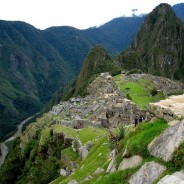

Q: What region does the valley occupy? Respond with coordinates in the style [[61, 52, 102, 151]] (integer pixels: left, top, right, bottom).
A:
[[0, 2, 184, 184], [0, 113, 39, 168]]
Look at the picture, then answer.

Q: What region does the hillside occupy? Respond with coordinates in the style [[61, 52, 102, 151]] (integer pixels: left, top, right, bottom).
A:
[[117, 3, 184, 81], [0, 72, 184, 184], [50, 45, 120, 106], [0, 3, 184, 141], [0, 16, 145, 141], [0, 21, 75, 140]]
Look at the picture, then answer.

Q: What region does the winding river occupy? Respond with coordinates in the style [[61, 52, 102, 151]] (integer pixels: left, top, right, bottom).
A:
[[0, 113, 39, 168]]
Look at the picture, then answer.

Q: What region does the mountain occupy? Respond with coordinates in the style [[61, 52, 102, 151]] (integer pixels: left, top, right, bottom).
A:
[[0, 16, 146, 141], [0, 21, 76, 140], [82, 16, 145, 55], [50, 45, 120, 106], [1, 71, 184, 184], [72, 45, 119, 96], [117, 3, 184, 80], [173, 3, 184, 22], [0, 2, 184, 141]]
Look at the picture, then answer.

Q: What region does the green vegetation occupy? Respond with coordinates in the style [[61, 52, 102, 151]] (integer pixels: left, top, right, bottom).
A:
[[84, 168, 138, 184], [53, 135, 110, 184], [120, 119, 168, 158], [40, 128, 51, 145], [114, 75, 164, 109], [62, 147, 79, 162], [171, 141, 184, 170], [51, 124, 77, 138], [0, 139, 23, 184], [117, 4, 184, 81], [78, 127, 107, 144]]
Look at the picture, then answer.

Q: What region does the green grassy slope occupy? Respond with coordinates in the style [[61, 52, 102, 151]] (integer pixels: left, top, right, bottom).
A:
[[114, 74, 164, 109]]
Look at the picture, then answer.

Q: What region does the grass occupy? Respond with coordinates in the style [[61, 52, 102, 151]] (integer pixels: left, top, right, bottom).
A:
[[78, 127, 108, 144], [119, 119, 168, 159], [84, 168, 138, 184], [40, 128, 51, 145], [62, 147, 79, 162], [114, 74, 165, 109], [40, 125, 77, 145], [52, 135, 110, 184], [51, 124, 77, 138]]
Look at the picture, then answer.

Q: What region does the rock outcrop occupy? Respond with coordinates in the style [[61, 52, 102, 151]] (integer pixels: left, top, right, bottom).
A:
[[148, 119, 184, 161], [148, 94, 184, 121], [129, 161, 166, 184], [106, 149, 117, 173], [158, 170, 184, 184], [60, 169, 67, 176], [118, 155, 142, 171]]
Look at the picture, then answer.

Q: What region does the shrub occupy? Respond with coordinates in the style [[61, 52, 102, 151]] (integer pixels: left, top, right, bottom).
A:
[[150, 88, 158, 96], [171, 141, 184, 170]]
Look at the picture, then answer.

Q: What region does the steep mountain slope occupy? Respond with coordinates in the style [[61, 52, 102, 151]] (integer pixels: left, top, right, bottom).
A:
[[42, 26, 93, 74], [51, 45, 119, 106], [1, 72, 184, 184], [74, 45, 119, 95], [0, 2, 184, 141], [0, 16, 146, 140], [117, 3, 184, 80], [82, 16, 145, 55], [0, 21, 75, 140]]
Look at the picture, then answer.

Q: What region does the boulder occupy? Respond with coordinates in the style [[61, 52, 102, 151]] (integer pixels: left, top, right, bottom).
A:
[[158, 170, 184, 184], [68, 180, 78, 184], [148, 119, 184, 161], [60, 169, 67, 176], [129, 161, 166, 184], [79, 146, 88, 160], [94, 167, 105, 174], [106, 149, 117, 173], [118, 155, 142, 171]]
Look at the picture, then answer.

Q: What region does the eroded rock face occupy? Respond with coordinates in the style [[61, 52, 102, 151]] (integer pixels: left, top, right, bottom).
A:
[[118, 155, 142, 171], [148, 119, 184, 161], [158, 170, 184, 184], [129, 161, 166, 184], [148, 94, 184, 121]]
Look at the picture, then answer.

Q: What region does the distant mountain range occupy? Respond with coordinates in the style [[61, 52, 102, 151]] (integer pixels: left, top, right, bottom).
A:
[[0, 3, 184, 140]]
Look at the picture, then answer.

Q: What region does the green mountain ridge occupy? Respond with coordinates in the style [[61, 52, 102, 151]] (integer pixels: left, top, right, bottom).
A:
[[0, 3, 184, 143], [0, 16, 146, 140], [117, 3, 184, 80]]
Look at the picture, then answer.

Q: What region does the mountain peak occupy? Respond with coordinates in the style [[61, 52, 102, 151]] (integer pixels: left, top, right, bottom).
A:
[[118, 2, 184, 80]]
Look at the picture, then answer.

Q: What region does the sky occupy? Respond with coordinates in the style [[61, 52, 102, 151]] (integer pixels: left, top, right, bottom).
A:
[[0, 0, 183, 30]]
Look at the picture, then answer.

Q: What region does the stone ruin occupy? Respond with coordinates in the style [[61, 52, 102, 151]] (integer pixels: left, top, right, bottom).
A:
[[49, 73, 150, 129]]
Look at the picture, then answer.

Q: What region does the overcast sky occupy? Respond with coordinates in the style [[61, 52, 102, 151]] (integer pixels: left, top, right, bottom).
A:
[[0, 0, 183, 30]]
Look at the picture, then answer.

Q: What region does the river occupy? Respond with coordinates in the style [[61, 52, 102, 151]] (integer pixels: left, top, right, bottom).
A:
[[0, 113, 39, 168]]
